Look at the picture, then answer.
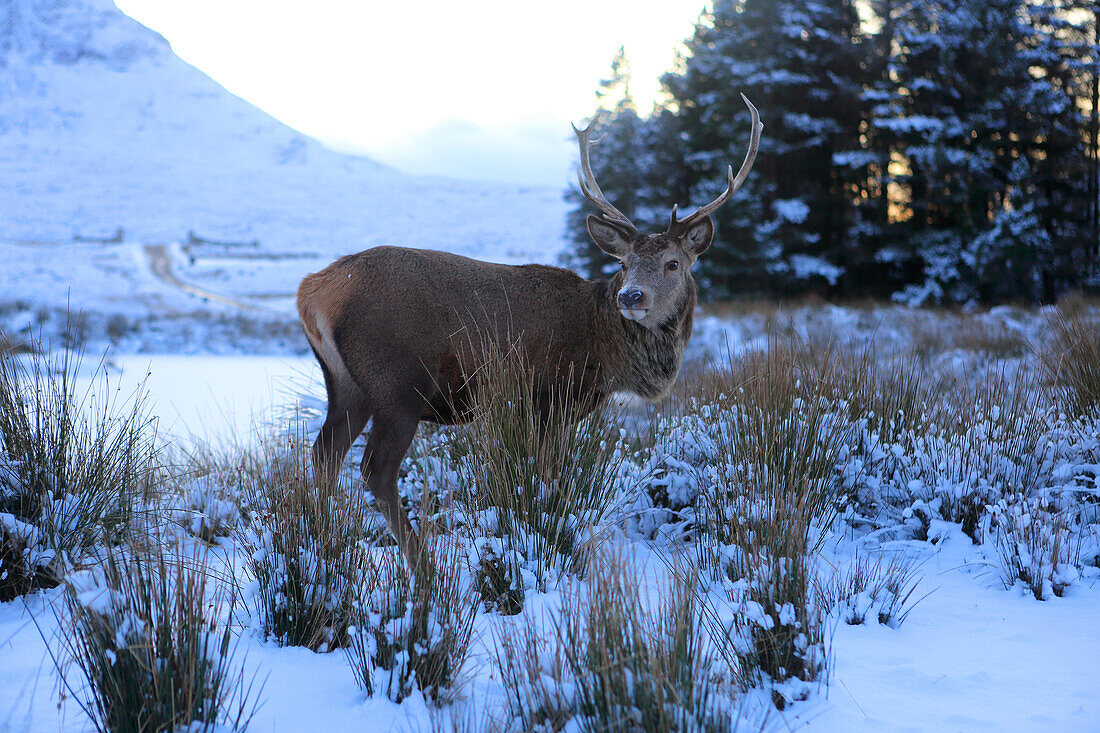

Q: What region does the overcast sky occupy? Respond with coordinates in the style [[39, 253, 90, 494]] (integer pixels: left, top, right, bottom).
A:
[[114, 0, 708, 187]]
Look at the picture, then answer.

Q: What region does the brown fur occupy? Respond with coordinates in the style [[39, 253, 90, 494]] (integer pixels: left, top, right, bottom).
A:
[[298, 221, 711, 560]]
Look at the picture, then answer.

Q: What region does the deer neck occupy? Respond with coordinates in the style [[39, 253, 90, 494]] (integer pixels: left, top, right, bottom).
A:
[[595, 274, 696, 401]]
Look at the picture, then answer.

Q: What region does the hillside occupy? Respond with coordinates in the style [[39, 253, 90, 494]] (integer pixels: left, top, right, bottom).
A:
[[0, 0, 567, 350]]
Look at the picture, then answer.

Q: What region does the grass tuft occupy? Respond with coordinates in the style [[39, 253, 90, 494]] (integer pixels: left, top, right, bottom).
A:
[[702, 337, 855, 550], [450, 339, 626, 600], [815, 553, 923, 627], [236, 433, 369, 651], [1040, 307, 1100, 418], [0, 331, 157, 599], [990, 494, 1079, 601], [496, 547, 740, 731], [57, 544, 259, 733], [345, 532, 478, 703], [692, 337, 848, 707]]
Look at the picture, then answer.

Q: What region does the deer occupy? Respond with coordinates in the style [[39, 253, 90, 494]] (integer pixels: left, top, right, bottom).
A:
[[296, 95, 762, 562]]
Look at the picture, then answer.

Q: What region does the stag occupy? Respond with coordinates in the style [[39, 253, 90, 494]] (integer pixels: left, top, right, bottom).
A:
[[296, 95, 762, 561]]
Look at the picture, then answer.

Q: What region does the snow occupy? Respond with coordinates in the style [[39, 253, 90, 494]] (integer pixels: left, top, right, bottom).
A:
[[814, 528, 1100, 732], [773, 198, 810, 225], [788, 253, 843, 285], [81, 354, 321, 444], [3, 518, 1099, 731], [3, 2, 1100, 731]]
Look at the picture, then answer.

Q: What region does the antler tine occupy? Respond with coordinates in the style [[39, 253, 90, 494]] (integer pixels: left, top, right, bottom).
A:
[[573, 118, 638, 233], [677, 94, 763, 225]]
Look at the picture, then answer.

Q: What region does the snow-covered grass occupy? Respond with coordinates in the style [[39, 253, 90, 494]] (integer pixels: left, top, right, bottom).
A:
[[0, 341, 157, 601], [438, 341, 628, 609], [234, 436, 369, 653], [343, 532, 478, 705], [3, 303, 1100, 732], [495, 546, 745, 731], [56, 543, 258, 733]]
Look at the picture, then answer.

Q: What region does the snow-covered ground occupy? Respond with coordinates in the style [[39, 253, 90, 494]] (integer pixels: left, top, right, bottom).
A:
[[2, 483, 1098, 731], [3, 306, 1099, 732]]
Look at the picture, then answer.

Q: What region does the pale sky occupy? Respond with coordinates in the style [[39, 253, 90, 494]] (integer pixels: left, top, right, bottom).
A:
[[114, 0, 707, 187]]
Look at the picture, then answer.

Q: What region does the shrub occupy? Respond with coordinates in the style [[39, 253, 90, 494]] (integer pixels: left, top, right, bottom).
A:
[[906, 371, 1051, 540], [0, 334, 156, 599], [345, 534, 478, 703], [840, 360, 1051, 541], [57, 545, 259, 733]]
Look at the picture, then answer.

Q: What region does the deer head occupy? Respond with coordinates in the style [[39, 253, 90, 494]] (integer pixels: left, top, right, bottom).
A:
[[574, 94, 762, 328]]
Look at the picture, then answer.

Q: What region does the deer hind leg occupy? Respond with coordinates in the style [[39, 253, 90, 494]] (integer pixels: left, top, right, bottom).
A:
[[314, 397, 371, 484], [361, 411, 421, 563], [309, 343, 371, 484]]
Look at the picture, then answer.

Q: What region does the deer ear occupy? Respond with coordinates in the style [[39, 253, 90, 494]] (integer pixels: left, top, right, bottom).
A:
[[587, 215, 633, 258], [678, 217, 714, 256]]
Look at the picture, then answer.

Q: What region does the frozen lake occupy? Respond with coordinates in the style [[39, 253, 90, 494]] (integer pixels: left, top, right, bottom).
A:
[[78, 353, 324, 446]]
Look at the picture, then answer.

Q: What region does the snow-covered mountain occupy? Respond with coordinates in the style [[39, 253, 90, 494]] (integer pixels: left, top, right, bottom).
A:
[[0, 0, 566, 349]]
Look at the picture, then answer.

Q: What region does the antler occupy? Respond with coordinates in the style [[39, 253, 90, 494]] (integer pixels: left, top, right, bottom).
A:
[[673, 94, 763, 228], [572, 117, 638, 234]]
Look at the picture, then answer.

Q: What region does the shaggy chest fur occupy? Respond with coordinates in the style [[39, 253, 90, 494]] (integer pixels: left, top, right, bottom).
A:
[[594, 279, 695, 401]]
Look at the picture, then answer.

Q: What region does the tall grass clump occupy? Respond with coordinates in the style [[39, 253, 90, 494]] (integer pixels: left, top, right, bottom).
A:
[[344, 532, 478, 703], [815, 553, 923, 627], [1040, 307, 1100, 418], [236, 434, 369, 651], [450, 340, 627, 608], [702, 340, 854, 550], [989, 494, 1079, 601], [496, 549, 745, 732], [697, 340, 851, 707], [57, 545, 259, 733], [706, 508, 828, 709], [0, 332, 156, 599]]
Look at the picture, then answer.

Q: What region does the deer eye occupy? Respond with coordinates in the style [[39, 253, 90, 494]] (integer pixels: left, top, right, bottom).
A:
[[666, 260, 679, 271]]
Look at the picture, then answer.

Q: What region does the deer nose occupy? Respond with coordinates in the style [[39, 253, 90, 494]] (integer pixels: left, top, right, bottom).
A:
[[618, 289, 645, 308]]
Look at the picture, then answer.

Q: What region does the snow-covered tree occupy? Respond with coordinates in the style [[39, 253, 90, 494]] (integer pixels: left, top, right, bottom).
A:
[[881, 0, 1096, 304], [662, 0, 866, 298], [565, 0, 1099, 302]]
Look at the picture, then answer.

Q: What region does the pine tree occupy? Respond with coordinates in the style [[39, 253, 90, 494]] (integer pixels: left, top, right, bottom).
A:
[[1023, 0, 1099, 295], [663, 0, 866, 298], [882, 0, 1096, 304], [851, 0, 924, 294]]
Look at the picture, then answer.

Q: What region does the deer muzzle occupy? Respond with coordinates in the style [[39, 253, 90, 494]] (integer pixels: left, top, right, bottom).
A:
[[618, 288, 649, 321]]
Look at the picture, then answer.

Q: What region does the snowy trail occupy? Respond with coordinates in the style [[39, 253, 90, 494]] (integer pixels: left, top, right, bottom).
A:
[[142, 244, 275, 313]]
